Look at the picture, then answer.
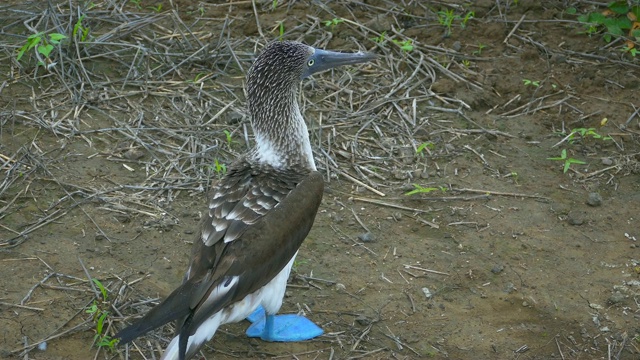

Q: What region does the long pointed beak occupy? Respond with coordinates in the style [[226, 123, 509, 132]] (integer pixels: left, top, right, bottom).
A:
[[306, 48, 376, 77]]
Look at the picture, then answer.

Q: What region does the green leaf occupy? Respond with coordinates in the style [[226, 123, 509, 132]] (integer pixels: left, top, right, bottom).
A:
[[588, 13, 607, 24], [566, 7, 577, 15], [37, 44, 54, 57], [49, 33, 67, 43], [607, 1, 629, 15]]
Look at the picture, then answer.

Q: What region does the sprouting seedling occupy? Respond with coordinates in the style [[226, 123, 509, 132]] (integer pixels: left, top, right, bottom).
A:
[[92, 278, 108, 302], [129, 0, 141, 9], [416, 141, 435, 156], [405, 184, 447, 196], [567, 128, 612, 143], [523, 79, 540, 87], [73, 15, 90, 42], [324, 18, 344, 30], [461, 59, 471, 67], [148, 4, 162, 12], [272, 0, 278, 10], [370, 31, 387, 43], [437, 9, 458, 35], [461, 11, 474, 28], [473, 43, 487, 55], [277, 21, 285, 41], [17, 32, 67, 66], [223, 130, 233, 148], [392, 39, 414, 52], [86, 278, 118, 350], [547, 149, 586, 173], [213, 159, 227, 178]]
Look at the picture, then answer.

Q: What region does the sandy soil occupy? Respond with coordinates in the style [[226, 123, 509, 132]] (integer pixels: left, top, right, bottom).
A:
[[1, 0, 639, 359]]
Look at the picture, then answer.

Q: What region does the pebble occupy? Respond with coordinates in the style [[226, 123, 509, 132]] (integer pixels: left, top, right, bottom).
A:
[[355, 315, 371, 326], [504, 282, 516, 294], [422, 287, 433, 299], [607, 291, 625, 304], [393, 169, 408, 180], [586, 192, 602, 207], [444, 143, 455, 152], [357, 232, 375, 243], [123, 148, 144, 160], [37, 342, 47, 351], [567, 212, 584, 226], [335, 283, 346, 292], [491, 265, 504, 274], [601, 157, 613, 165]]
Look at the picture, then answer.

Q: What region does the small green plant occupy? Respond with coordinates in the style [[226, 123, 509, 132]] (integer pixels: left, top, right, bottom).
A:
[[461, 59, 471, 67], [213, 159, 227, 178], [437, 9, 474, 36], [86, 279, 118, 350], [392, 39, 414, 52], [148, 4, 162, 12], [472, 43, 487, 55], [622, 45, 638, 56], [437, 9, 457, 35], [324, 18, 344, 30], [523, 79, 540, 87], [277, 21, 285, 41], [73, 15, 90, 42], [371, 31, 387, 43], [577, 1, 640, 43], [461, 11, 475, 28], [405, 184, 447, 196], [416, 141, 435, 156], [129, 0, 141, 9], [223, 130, 233, 148], [17, 32, 67, 65], [292, 258, 308, 272], [547, 149, 586, 173], [567, 127, 612, 143], [272, 0, 278, 10]]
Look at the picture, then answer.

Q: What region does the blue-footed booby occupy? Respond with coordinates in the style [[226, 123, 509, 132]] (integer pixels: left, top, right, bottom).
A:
[[115, 41, 375, 360]]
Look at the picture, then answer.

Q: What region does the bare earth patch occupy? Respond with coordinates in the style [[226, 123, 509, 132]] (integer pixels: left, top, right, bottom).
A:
[[1, 0, 639, 359]]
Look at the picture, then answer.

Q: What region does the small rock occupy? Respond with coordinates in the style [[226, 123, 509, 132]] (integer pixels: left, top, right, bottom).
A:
[[392, 212, 403, 221], [355, 315, 371, 326], [607, 291, 625, 305], [357, 232, 375, 243], [504, 282, 516, 294], [393, 169, 408, 180], [522, 301, 529, 307], [422, 287, 433, 299], [114, 214, 131, 223], [95, 233, 107, 241], [567, 212, 584, 226], [335, 283, 346, 292], [491, 265, 504, 274], [123, 148, 144, 160], [444, 143, 455, 152], [601, 157, 613, 166], [586, 192, 602, 207], [226, 110, 243, 124], [452, 41, 462, 51]]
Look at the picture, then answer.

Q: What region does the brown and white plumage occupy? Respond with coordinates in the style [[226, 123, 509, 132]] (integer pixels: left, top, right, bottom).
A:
[[115, 41, 375, 360]]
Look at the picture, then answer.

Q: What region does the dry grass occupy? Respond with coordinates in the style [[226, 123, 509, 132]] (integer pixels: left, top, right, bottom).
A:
[[1, 0, 639, 359]]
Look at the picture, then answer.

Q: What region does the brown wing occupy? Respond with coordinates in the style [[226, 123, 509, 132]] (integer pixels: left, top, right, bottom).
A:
[[116, 159, 324, 352]]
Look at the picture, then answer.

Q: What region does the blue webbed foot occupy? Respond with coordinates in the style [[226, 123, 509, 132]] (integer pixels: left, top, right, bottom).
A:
[[246, 305, 323, 342]]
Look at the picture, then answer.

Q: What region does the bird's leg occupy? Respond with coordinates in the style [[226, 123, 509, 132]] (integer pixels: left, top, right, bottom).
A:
[[245, 305, 323, 342]]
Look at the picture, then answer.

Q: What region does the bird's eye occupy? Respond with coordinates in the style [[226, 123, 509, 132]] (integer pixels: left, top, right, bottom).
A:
[[307, 59, 315, 67]]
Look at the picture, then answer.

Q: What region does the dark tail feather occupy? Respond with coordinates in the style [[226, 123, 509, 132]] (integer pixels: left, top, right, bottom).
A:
[[116, 283, 195, 344]]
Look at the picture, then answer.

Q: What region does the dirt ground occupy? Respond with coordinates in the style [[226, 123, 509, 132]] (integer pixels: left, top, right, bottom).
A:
[[1, 0, 640, 359]]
